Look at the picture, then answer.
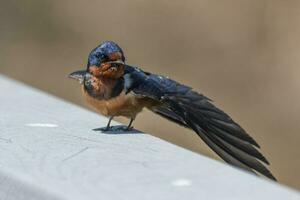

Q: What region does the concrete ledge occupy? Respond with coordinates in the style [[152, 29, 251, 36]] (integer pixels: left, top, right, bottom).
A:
[[0, 75, 299, 200]]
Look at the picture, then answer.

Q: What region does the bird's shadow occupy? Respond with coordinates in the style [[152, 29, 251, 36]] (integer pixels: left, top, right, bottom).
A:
[[93, 125, 143, 135]]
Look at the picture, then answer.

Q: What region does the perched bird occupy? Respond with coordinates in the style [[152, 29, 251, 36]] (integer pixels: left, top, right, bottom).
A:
[[69, 41, 276, 180]]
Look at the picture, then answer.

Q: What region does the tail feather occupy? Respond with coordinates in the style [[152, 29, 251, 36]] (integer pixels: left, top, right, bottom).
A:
[[185, 117, 256, 174], [185, 110, 276, 180], [208, 125, 269, 164], [150, 94, 276, 180], [210, 118, 260, 148], [127, 68, 276, 180]]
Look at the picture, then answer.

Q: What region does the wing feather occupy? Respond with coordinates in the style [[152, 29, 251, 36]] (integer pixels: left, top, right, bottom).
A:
[[124, 65, 276, 180]]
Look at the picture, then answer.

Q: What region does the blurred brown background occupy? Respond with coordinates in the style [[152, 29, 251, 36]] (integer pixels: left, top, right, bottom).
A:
[[1, 0, 300, 189]]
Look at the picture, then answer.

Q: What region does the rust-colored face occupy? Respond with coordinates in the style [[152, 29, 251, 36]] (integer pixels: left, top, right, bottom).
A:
[[88, 52, 125, 79]]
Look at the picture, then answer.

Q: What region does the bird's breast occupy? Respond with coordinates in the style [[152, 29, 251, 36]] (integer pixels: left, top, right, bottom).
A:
[[82, 87, 157, 118]]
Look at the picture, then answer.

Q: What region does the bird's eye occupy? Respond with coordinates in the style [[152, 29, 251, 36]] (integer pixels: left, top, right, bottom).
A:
[[95, 53, 107, 61], [101, 54, 107, 60]]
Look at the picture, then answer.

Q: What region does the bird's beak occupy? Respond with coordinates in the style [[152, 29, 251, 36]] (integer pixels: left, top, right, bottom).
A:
[[68, 70, 87, 84]]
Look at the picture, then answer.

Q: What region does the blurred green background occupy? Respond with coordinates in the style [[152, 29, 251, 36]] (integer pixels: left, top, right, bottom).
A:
[[1, 0, 300, 189]]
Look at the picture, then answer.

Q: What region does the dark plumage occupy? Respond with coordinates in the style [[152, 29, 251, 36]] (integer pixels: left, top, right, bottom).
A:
[[123, 65, 276, 180], [69, 41, 276, 181]]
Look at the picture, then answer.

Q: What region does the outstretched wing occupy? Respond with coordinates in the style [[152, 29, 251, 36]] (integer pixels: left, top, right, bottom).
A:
[[124, 66, 276, 180]]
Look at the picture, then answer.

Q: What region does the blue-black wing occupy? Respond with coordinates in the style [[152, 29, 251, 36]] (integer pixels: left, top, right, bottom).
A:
[[124, 66, 276, 180]]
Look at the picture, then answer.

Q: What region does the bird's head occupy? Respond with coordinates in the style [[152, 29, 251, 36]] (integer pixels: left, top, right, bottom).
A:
[[86, 41, 125, 79]]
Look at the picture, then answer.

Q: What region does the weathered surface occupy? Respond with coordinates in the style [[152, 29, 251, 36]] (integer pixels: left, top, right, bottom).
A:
[[0, 75, 299, 200]]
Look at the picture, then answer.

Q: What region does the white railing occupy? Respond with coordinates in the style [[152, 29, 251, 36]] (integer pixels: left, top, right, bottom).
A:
[[0, 75, 299, 200]]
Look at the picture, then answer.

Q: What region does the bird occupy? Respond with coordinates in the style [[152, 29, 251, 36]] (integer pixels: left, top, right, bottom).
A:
[[69, 40, 276, 181]]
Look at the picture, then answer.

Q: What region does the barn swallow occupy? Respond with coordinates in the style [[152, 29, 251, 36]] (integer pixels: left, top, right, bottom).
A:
[[69, 41, 276, 180]]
